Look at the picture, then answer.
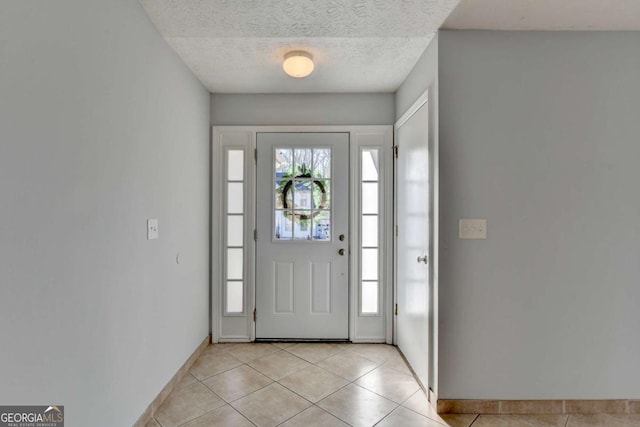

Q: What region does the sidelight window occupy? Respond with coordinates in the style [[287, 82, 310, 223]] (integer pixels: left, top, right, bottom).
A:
[[361, 148, 380, 314], [225, 149, 245, 314]]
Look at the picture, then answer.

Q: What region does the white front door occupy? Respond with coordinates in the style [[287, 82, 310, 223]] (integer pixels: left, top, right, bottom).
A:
[[255, 133, 349, 339], [396, 101, 430, 388]]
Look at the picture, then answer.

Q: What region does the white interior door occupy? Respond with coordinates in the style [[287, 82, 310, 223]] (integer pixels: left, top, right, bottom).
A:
[[256, 133, 349, 339], [396, 102, 430, 388]]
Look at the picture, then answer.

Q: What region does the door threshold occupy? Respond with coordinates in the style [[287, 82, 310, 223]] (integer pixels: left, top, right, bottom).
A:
[[254, 339, 350, 343]]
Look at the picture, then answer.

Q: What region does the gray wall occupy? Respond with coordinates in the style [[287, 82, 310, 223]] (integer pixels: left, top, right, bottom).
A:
[[211, 93, 395, 125], [439, 31, 640, 399], [0, 0, 210, 425], [395, 34, 438, 121]]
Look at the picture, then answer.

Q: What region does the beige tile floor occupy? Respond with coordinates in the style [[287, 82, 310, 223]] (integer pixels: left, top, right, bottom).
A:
[[147, 343, 640, 427]]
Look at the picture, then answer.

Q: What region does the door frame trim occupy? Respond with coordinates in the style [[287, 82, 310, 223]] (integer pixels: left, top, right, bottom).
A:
[[212, 125, 393, 343], [395, 90, 429, 129]]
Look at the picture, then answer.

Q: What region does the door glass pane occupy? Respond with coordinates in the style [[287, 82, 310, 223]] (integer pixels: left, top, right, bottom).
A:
[[228, 182, 244, 214], [275, 178, 293, 209], [293, 212, 312, 240], [362, 183, 378, 214], [294, 149, 312, 174], [275, 148, 293, 175], [313, 179, 330, 210], [313, 148, 331, 178], [362, 149, 379, 181], [313, 211, 331, 241], [226, 281, 243, 313], [362, 215, 378, 247], [275, 210, 293, 240], [228, 150, 244, 181], [227, 248, 243, 280], [273, 145, 332, 243], [293, 180, 312, 209], [227, 215, 243, 247], [362, 248, 378, 280], [362, 281, 379, 314]]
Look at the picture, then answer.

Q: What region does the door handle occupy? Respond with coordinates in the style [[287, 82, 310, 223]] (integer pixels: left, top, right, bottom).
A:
[[338, 249, 346, 256], [417, 255, 428, 264]]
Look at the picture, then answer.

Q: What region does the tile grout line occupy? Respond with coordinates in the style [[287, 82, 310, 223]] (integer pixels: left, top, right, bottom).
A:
[[371, 407, 396, 426], [349, 381, 405, 407], [189, 350, 245, 382], [156, 346, 637, 427], [233, 400, 259, 427], [398, 390, 449, 426], [271, 403, 313, 427], [308, 353, 396, 426], [197, 362, 270, 404], [191, 357, 274, 426], [380, 361, 417, 377], [192, 344, 281, 382], [169, 383, 228, 427], [306, 402, 356, 427], [172, 344, 412, 427], [288, 345, 416, 425], [197, 351, 315, 426], [226, 379, 310, 426], [173, 403, 257, 427], [327, 382, 399, 425], [276, 372, 347, 405], [314, 403, 356, 427], [468, 413, 481, 426], [399, 407, 447, 426], [279, 342, 347, 359]]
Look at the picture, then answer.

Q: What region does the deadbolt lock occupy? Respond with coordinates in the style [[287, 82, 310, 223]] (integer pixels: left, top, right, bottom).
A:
[[339, 234, 345, 241]]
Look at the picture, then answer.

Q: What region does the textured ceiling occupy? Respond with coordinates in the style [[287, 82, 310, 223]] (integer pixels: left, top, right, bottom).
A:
[[444, 0, 640, 31], [139, 0, 460, 93]]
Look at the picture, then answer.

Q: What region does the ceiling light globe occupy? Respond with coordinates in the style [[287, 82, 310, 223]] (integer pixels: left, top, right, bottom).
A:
[[283, 51, 314, 78]]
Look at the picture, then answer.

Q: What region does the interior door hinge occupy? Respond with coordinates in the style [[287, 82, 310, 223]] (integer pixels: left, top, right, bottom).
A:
[[394, 145, 399, 159], [395, 304, 398, 316], [395, 225, 398, 237], [253, 308, 257, 322], [254, 229, 257, 241], [254, 148, 257, 162]]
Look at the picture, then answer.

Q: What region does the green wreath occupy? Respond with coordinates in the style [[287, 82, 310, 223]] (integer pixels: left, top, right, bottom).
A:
[[279, 169, 328, 222]]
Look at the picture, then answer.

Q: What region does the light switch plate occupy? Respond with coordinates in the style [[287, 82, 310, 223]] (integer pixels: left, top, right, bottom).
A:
[[459, 219, 487, 239], [147, 219, 159, 240]]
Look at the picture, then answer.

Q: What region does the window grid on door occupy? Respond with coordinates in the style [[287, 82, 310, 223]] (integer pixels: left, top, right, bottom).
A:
[[361, 148, 380, 315], [225, 148, 244, 315], [273, 147, 332, 242]]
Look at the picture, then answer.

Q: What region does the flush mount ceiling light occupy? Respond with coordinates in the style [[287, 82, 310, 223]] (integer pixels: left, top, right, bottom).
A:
[[283, 50, 314, 78]]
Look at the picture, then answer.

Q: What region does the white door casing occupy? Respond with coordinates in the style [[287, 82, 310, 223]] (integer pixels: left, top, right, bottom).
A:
[[255, 133, 349, 339], [395, 99, 431, 389], [212, 126, 392, 343]]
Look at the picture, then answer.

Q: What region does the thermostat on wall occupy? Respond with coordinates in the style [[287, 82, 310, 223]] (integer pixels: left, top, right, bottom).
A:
[[459, 219, 487, 239]]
